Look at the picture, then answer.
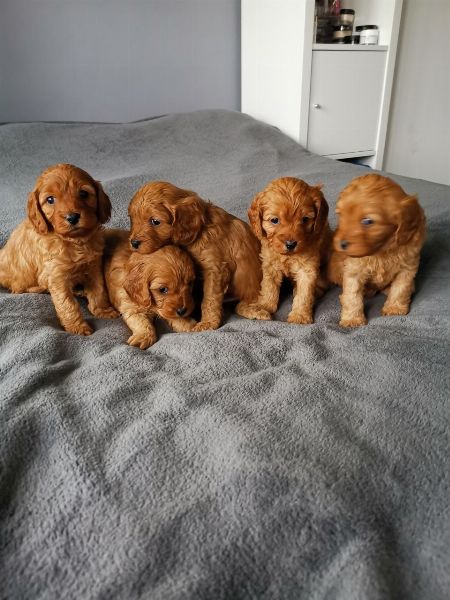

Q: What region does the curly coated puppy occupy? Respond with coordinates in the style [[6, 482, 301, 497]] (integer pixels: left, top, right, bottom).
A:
[[127, 181, 262, 331], [327, 174, 426, 327], [0, 164, 117, 335], [247, 177, 331, 324], [104, 229, 197, 349]]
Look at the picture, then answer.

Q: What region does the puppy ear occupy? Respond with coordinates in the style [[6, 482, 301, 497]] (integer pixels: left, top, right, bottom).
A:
[[27, 190, 50, 234], [171, 196, 205, 246], [396, 195, 423, 245], [312, 188, 329, 233], [123, 260, 153, 308], [248, 192, 264, 239], [94, 180, 112, 224]]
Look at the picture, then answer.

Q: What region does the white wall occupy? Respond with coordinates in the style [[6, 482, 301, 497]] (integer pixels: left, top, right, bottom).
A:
[[0, 0, 240, 123], [384, 0, 450, 185]]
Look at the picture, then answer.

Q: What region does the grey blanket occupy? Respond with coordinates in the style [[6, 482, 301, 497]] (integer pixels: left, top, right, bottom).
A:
[[0, 110, 449, 600]]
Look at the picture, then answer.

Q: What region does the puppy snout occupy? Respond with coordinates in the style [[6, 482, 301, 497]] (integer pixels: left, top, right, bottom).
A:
[[130, 239, 141, 249], [66, 213, 80, 225], [285, 240, 297, 251], [340, 240, 349, 250], [176, 306, 187, 316]]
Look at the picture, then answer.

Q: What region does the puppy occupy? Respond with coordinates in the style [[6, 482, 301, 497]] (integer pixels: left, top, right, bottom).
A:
[[328, 173, 426, 327], [247, 177, 331, 324], [0, 164, 117, 335], [127, 182, 262, 331], [104, 229, 197, 349]]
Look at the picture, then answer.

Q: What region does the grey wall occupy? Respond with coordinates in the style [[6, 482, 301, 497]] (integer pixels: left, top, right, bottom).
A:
[[384, 0, 450, 185], [0, 0, 240, 122]]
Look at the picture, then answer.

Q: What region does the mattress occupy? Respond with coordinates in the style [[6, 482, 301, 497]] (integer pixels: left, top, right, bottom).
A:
[[0, 110, 449, 599]]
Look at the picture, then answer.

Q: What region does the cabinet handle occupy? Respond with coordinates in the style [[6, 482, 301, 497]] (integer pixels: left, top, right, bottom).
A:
[[313, 103, 321, 109]]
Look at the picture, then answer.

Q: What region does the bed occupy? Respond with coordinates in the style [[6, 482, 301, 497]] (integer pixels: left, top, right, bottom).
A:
[[0, 110, 449, 599]]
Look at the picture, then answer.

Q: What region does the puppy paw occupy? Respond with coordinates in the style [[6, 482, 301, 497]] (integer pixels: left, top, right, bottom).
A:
[[287, 311, 313, 325], [66, 321, 94, 336], [169, 317, 197, 333], [193, 320, 221, 332], [242, 306, 272, 320], [181, 318, 197, 332], [381, 303, 409, 316], [339, 316, 367, 328], [235, 302, 272, 321], [127, 332, 157, 350], [91, 306, 120, 319]]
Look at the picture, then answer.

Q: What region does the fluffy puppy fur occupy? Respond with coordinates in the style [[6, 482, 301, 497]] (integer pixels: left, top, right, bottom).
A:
[[0, 163, 117, 335], [327, 173, 426, 327], [128, 181, 262, 331], [247, 177, 331, 324], [104, 229, 197, 349]]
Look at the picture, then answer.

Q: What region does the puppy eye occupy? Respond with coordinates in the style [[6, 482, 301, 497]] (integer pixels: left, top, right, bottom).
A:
[[270, 217, 279, 224], [150, 218, 161, 226], [79, 190, 89, 199], [302, 216, 310, 224], [361, 218, 374, 226], [46, 196, 56, 204], [159, 286, 168, 294]]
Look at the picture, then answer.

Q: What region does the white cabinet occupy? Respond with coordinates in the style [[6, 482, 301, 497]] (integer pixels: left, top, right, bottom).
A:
[[307, 47, 386, 157], [241, 0, 403, 169]]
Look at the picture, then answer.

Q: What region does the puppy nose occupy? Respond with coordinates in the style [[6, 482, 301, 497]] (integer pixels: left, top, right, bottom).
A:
[[66, 213, 80, 225], [340, 240, 349, 250], [285, 240, 297, 251], [130, 239, 141, 249], [176, 306, 187, 316]]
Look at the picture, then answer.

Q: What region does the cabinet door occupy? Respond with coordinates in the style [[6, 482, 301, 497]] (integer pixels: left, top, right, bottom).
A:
[[307, 50, 386, 156]]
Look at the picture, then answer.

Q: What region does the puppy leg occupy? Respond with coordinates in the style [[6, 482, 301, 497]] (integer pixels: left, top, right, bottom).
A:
[[288, 266, 318, 325], [123, 312, 157, 349], [315, 270, 330, 300], [0, 250, 14, 290], [193, 268, 227, 332], [231, 244, 265, 320], [381, 268, 417, 316], [339, 271, 367, 327], [242, 263, 283, 320], [232, 259, 264, 320], [84, 262, 119, 319], [167, 317, 197, 333], [48, 277, 93, 335]]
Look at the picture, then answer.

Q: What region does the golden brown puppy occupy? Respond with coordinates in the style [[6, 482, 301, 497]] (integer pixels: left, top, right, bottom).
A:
[[104, 229, 197, 349], [0, 164, 117, 335], [128, 181, 262, 331], [247, 177, 331, 324], [327, 173, 426, 327]]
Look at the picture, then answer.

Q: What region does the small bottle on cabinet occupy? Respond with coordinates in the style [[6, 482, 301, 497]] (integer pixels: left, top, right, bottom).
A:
[[339, 8, 355, 27], [355, 25, 379, 45], [333, 23, 353, 44]]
